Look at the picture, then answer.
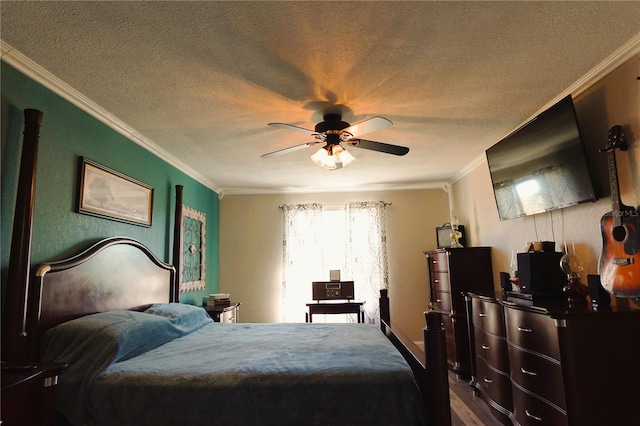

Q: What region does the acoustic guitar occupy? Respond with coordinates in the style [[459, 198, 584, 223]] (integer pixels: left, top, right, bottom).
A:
[[598, 125, 640, 297]]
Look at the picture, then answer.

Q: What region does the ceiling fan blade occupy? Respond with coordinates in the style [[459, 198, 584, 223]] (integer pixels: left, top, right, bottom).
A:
[[342, 116, 392, 138], [268, 122, 317, 136], [261, 141, 320, 158], [345, 139, 409, 156]]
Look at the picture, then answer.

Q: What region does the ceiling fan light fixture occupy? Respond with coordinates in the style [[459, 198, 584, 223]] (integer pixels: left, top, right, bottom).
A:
[[333, 145, 355, 167], [311, 144, 355, 170], [311, 146, 337, 169]]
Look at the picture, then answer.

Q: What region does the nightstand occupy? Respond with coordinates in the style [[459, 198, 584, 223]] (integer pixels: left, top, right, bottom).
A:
[[204, 303, 240, 323], [1, 362, 67, 426]]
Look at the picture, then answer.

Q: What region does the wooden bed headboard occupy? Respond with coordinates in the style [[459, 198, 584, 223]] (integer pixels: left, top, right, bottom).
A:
[[27, 237, 176, 355]]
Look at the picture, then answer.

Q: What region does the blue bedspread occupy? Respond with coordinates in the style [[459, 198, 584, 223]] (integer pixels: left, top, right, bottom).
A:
[[41, 305, 426, 426]]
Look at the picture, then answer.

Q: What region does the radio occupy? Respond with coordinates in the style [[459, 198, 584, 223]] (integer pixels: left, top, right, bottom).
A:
[[312, 281, 354, 301]]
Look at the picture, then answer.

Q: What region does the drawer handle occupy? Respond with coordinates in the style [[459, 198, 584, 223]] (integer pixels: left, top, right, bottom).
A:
[[435, 299, 442, 303], [520, 367, 538, 376], [483, 377, 492, 383], [481, 344, 490, 350], [525, 410, 543, 422], [434, 279, 439, 283], [517, 326, 534, 333], [478, 312, 486, 317]]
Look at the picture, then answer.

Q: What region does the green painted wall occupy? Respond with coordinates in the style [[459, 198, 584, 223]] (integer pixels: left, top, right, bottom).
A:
[[1, 61, 219, 306]]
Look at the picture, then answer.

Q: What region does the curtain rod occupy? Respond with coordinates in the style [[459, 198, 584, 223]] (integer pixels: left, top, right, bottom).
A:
[[279, 201, 392, 209]]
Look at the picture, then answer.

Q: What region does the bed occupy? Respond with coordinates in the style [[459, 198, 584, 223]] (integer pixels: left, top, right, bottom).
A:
[[2, 109, 452, 425]]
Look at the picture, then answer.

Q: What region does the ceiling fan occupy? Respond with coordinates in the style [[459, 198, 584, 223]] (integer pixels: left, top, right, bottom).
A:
[[262, 113, 409, 169]]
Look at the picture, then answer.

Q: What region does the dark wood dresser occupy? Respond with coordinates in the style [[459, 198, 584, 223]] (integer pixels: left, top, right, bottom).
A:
[[424, 247, 493, 378], [466, 293, 512, 425], [467, 292, 640, 426]]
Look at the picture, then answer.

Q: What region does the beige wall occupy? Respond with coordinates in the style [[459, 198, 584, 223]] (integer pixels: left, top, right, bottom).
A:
[[220, 189, 450, 341], [451, 54, 640, 291]]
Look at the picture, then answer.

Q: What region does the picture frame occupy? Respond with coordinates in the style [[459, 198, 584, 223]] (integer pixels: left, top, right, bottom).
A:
[[78, 157, 154, 227], [180, 205, 206, 293], [435, 224, 466, 248]]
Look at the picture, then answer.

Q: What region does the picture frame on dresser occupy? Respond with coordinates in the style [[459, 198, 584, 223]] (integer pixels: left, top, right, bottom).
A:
[[435, 224, 466, 248]]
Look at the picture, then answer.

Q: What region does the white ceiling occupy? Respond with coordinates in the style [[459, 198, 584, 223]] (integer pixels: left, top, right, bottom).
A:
[[2, 1, 639, 196]]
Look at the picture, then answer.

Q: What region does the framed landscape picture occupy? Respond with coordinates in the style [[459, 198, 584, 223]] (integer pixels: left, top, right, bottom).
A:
[[78, 157, 154, 227]]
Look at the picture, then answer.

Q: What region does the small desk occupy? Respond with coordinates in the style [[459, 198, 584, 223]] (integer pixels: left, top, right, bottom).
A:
[[306, 301, 365, 323]]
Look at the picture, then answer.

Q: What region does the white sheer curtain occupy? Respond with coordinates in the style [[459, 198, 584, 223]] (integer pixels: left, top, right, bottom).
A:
[[280, 201, 388, 324], [344, 201, 389, 324], [281, 203, 324, 322]]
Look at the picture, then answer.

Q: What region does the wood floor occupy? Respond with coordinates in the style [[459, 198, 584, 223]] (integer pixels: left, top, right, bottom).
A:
[[448, 372, 502, 426]]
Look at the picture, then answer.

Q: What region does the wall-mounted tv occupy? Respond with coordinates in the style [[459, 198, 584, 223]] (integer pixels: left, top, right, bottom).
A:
[[486, 95, 596, 221]]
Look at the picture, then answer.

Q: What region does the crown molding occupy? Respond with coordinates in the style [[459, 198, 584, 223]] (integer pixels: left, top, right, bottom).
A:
[[1, 40, 221, 194], [222, 180, 448, 196]]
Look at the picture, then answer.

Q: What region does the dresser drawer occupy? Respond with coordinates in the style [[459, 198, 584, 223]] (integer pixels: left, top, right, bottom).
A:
[[508, 345, 565, 409], [512, 384, 567, 426], [472, 297, 505, 335], [474, 327, 509, 372], [504, 306, 560, 360], [475, 355, 513, 411], [428, 251, 449, 272], [430, 271, 451, 292], [430, 290, 452, 313], [220, 306, 238, 323]]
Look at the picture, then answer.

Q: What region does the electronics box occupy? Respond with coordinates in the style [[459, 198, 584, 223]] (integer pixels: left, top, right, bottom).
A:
[[312, 281, 354, 301], [517, 252, 566, 295], [436, 225, 466, 248]]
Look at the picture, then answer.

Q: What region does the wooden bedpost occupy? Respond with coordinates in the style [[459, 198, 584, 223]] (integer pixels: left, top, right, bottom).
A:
[[379, 289, 390, 328], [172, 184, 184, 303], [2, 109, 43, 364], [424, 310, 452, 426]]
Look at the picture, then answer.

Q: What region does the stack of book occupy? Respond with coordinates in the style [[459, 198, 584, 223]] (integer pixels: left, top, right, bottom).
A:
[[204, 294, 230, 308]]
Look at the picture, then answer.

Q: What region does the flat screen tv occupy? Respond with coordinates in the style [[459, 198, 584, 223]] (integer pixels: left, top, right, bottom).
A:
[[486, 95, 596, 221]]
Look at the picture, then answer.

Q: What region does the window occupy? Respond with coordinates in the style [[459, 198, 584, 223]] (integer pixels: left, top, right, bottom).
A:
[[281, 202, 388, 323]]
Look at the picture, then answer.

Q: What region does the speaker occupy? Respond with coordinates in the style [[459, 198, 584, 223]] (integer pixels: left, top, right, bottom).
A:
[[499, 271, 512, 292], [517, 252, 566, 295], [312, 281, 354, 300], [587, 274, 611, 308]]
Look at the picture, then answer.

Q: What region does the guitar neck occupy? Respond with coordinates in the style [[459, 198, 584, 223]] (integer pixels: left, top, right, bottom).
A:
[[607, 149, 623, 226]]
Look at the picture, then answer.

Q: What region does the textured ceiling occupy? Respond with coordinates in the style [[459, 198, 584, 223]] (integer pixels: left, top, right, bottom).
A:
[[2, 1, 640, 195]]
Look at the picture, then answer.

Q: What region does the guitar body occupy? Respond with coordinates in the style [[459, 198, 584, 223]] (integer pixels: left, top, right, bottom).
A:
[[597, 125, 640, 297], [599, 207, 640, 296]]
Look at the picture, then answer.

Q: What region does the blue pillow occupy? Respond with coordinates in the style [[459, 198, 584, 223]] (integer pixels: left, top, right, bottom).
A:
[[41, 310, 183, 366], [144, 303, 212, 334]]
